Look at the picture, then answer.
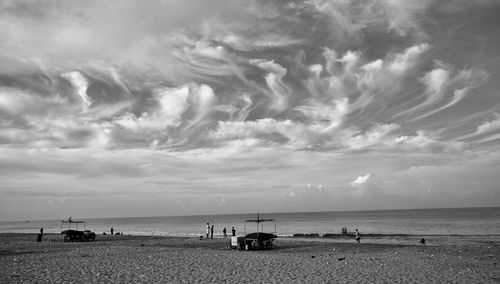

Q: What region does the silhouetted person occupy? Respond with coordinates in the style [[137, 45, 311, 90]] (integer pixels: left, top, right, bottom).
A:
[[210, 225, 214, 239], [223, 227, 227, 238], [420, 238, 426, 245], [37, 228, 43, 242], [231, 227, 236, 236], [206, 222, 210, 238], [355, 229, 361, 243], [111, 227, 114, 235]]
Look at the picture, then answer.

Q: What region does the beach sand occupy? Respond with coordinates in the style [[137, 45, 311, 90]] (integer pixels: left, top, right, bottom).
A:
[[1, 233, 498, 283]]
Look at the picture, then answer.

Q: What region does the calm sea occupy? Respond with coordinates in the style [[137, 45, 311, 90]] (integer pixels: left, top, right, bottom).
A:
[[1, 207, 499, 238]]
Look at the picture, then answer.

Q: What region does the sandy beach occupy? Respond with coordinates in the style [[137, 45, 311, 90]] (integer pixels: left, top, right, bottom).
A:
[[0, 233, 498, 283]]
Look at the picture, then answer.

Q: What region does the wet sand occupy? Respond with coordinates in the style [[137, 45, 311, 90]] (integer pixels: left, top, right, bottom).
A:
[[1, 233, 499, 283]]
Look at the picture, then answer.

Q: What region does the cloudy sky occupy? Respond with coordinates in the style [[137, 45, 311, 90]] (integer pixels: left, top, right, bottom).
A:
[[1, 0, 500, 221]]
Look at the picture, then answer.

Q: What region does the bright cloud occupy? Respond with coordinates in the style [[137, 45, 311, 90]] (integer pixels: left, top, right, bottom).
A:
[[350, 174, 381, 197], [62, 71, 92, 109], [350, 174, 373, 188]]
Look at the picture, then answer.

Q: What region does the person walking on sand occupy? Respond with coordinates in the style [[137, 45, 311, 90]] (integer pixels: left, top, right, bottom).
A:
[[206, 223, 210, 239], [223, 227, 227, 238], [355, 229, 361, 243], [231, 227, 236, 236], [210, 225, 214, 239]]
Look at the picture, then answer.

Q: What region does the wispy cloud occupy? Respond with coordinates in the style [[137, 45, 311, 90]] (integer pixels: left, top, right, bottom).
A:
[[1, 0, 500, 219]]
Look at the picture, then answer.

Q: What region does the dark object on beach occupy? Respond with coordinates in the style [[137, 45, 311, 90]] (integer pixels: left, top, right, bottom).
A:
[[338, 257, 346, 261], [355, 229, 361, 243], [244, 232, 277, 240], [231, 213, 277, 250], [60, 217, 95, 242], [40, 228, 44, 234], [235, 232, 277, 250], [232, 227, 236, 236], [61, 230, 96, 242], [111, 227, 114, 235], [420, 238, 426, 245], [103, 232, 107, 235], [311, 255, 315, 258]]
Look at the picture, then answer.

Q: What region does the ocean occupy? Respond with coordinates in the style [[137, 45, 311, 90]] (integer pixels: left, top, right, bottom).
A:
[[1, 207, 499, 240]]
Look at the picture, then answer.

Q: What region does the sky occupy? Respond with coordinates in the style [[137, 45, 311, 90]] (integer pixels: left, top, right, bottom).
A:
[[1, 0, 500, 221]]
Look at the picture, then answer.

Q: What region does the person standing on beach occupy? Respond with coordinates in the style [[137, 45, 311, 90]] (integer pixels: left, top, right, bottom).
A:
[[223, 227, 227, 238], [37, 228, 44, 242], [111, 227, 114, 235], [210, 225, 214, 239], [231, 227, 236, 236], [355, 229, 361, 243], [206, 223, 210, 239]]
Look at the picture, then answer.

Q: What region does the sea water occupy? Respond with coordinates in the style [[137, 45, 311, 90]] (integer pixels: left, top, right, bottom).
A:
[[1, 207, 499, 238]]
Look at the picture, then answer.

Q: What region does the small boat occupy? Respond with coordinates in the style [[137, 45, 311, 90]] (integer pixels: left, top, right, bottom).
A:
[[60, 217, 96, 242], [231, 213, 277, 250]]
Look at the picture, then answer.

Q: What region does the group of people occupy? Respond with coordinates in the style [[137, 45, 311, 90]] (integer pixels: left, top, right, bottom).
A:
[[340, 226, 361, 243], [205, 222, 236, 239]]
